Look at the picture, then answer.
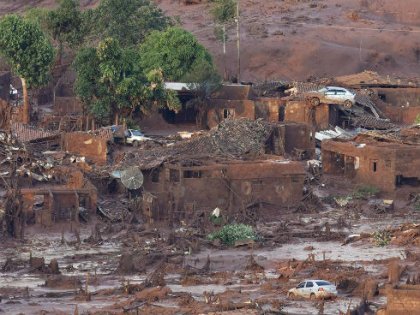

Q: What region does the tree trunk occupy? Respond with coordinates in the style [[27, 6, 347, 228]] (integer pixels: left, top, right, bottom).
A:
[[58, 40, 63, 65], [114, 112, 119, 125], [21, 77, 30, 124]]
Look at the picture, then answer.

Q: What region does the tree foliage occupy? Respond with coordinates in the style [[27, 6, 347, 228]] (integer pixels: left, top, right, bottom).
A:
[[93, 0, 172, 47], [24, 8, 50, 33], [0, 15, 54, 88], [46, 0, 87, 62], [139, 27, 214, 81], [211, 0, 236, 24], [184, 59, 221, 127], [73, 38, 180, 123]]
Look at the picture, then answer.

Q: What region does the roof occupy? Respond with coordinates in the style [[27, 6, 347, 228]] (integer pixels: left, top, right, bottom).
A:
[[100, 118, 276, 173], [334, 71, 420, 88], [11, 123, 58, 143], [164, 82, 192, 91]]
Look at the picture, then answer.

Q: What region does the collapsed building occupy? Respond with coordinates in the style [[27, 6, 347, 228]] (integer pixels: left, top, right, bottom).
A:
[[335, 71, 420, 125], [206, 77, 392, 132], [0, 117, 101, 236], [142, 157, 305, 222], [322, 126, 420, 193], [98, 118, 314, 222]]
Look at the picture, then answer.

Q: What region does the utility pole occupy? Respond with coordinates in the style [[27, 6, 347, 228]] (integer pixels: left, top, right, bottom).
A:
[[236, 0, 241, 83], [223, 24, 227, 80]]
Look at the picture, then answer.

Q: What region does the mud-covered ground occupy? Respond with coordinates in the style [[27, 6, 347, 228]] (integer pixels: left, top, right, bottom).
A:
[[1, 179, 420, 314]]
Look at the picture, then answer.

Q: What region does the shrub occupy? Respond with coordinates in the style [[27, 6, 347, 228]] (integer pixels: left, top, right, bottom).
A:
[[352, 185, 379, 199], [415, 114, 420, 125], [373, 230, 391, 247], [209, 214, 223, 226], [208, 224, 256, 246]]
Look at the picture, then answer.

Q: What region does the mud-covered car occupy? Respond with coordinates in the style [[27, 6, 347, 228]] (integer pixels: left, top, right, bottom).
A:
[[288, 280, 337, 300], [305, 86, 356, 108]]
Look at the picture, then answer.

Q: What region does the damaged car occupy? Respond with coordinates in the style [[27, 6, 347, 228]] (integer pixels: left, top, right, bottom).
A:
[[305, 86, 355, 108], [287, 280, 337, 300]]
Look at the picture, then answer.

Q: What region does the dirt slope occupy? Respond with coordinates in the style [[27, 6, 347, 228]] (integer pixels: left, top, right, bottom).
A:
[[2, 0, 420, 81], [157, 0, 420, 81]]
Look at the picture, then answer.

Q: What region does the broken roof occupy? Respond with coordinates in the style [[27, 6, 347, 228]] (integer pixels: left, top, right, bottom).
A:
[[109, 118, 275, 171], [11, 123, 58, 143], [355, 125, 420, 145], [334, 71, 420, 88]]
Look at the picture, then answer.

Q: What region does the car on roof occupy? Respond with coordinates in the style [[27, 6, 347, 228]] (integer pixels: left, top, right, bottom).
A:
[[125, 129, 151, 147], [305, 86, 356, 108], [287, 280, 337, 300], [110, 126, 151, 146]]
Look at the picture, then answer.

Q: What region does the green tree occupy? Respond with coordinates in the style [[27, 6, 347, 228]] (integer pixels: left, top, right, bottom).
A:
[[46, 0, 87, 63], [184, 60, 221, 127], [0, 15, 54, 124], [73, 38, 179, 124], [93, 0, 171, 47], [211, 0, 236, 80], [139, 27, 214, 81], [24, 8, 50, 32], [211, 0, 236, 24]]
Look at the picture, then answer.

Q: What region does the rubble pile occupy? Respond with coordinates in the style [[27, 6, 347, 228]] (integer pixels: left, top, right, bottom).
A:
[[351, 116, 396, 130], [356, 126, 420, 144], [116, 118, 275, 170], [387, 223, 420, 246], [252, 80, 290, 97], [0, 131, 55, 181]]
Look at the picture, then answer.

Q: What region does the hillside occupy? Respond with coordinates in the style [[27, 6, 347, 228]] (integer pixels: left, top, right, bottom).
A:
[[2, 0, 420, 81]]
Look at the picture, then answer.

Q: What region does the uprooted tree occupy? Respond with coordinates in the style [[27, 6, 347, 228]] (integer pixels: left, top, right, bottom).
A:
[[73, 37, 180, 125], [0, 15, 54, 124]]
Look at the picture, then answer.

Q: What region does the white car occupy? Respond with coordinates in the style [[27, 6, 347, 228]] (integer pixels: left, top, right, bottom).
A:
[[305, 86, 356, 108], [125, 129, 151, 146], [288, 280, 337, 300]]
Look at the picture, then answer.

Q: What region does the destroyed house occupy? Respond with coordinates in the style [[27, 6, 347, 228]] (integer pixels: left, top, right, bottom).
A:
[[142, 158, 306, 222], [104, 119, 312, 222], [322, 130, 420, 192], [207, 84, 255, 128], [19, 166, 97, 227]]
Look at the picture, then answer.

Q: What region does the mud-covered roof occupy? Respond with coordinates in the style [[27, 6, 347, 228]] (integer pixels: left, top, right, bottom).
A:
[[108, 118, 276, 172]]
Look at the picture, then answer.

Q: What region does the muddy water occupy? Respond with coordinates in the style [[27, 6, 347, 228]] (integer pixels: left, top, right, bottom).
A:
[[184, 241, 406, 272], [0, 226, 407, 314], [0, 228, 123, 314]]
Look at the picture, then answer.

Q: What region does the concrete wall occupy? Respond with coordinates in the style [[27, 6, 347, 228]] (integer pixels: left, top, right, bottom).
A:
[[62, 132, 108, 165], [378, 103, 420, 124], [282, 123, 315, 158], [374, 88, 420, 124], [376, 88, 420, 108], [386, 286, 420, 315], [284, 101, 331, 131], [254, 98, 285, 122], [207, 100, 255, 128], [143, 160, 305, 221]]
